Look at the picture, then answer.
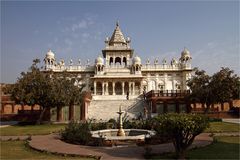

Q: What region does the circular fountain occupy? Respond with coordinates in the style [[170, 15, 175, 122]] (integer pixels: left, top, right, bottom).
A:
[[91, 106, 156, 146]]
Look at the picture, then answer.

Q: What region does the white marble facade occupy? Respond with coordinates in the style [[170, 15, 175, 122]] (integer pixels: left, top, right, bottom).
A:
[[44, 22, 192, 100]]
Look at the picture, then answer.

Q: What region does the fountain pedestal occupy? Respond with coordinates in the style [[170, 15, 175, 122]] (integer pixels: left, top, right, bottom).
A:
[[117, 106, 125, 136]]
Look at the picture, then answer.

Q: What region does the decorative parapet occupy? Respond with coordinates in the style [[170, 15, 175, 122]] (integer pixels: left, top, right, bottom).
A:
[[45, 65, 95, 72], [142, 63, 191, 71]]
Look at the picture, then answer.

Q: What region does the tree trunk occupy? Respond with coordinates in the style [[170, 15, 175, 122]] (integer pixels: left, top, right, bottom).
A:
[[37, 107, 47, 124], [57, 106, 63, 122], [69, 104, 74, 121], [176, 149, 186, 160], [204, 104, 211, 114]]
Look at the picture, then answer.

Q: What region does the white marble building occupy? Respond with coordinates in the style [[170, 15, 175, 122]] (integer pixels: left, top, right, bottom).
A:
[[44, 22, 192, 120]]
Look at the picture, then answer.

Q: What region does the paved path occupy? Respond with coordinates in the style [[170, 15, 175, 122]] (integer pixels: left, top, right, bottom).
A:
[[0, 135, 30, 141], [0, 121, 18, 128], [222, 118, 240, 124], [27, 133, 212, 160]]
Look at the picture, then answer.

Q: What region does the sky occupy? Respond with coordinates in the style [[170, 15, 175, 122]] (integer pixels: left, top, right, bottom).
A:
[[1, 0, 239, 83]]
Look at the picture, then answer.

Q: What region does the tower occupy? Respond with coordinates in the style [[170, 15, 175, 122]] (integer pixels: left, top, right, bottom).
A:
[[102, 22, 133, 67]]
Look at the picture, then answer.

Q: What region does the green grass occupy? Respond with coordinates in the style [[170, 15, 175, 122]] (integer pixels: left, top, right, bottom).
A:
[[0, 141, 94, 160], [205, 122, 240, 133], [148, 136, 240, 159], [0, 124, 66, 136]]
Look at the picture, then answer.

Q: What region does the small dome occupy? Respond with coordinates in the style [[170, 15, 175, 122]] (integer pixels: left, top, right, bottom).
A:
[[133, 56, 141, 65], [181, 47, 191, 57], [46, 50, 55, 59], [95, 56, 104, 65]]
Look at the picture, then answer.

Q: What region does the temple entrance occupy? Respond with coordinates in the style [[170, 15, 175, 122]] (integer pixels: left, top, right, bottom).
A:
[[115, 82, 122, 95]]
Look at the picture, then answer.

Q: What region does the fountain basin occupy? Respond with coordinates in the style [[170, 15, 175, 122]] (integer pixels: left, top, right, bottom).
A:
[[91, 129, 156, 146]]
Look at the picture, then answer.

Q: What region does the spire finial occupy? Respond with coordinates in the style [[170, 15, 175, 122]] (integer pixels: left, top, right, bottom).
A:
[[116, 20, 119, 27]]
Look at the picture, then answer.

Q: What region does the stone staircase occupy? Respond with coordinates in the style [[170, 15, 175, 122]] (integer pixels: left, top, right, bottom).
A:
[[88, 98, 148, 121]]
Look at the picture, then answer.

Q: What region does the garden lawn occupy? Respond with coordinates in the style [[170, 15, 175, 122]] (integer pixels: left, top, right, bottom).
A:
[[148, 136, 240, 159], [0, 141, 94, 160], [205, 122, 240, 133], [0, 124, 66, 136]]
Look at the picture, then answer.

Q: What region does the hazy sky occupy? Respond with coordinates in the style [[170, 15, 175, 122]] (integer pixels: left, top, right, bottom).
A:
[[1, 1, 239, 83]]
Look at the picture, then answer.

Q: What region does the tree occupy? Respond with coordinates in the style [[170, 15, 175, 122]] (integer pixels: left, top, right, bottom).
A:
[[152, 113, 209, 159], [4, 59, 84, 123], [187, 68, 213, 112], [187, 67, 240, 112], [210, 67, 240, 104], [50, 71, 84, 121]]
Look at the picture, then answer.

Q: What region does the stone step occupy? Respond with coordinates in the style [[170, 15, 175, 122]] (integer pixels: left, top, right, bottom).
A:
[[88, 99, 148, 121]]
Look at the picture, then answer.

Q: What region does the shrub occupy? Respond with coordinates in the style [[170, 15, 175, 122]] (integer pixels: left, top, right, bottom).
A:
[[90, 122, 107, 131], [61, 121, 92, 145], [152, 113, 209, 159]]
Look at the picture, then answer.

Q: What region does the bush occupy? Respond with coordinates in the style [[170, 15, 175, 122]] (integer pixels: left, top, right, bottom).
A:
[[209, 117, 222, 122], [90, 122, 107, 131], [61, 121, 92, 145], [152, 113, 209, 159]]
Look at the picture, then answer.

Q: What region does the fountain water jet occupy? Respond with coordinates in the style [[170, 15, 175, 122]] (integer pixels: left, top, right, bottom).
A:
[[117, 105, 125, 136]]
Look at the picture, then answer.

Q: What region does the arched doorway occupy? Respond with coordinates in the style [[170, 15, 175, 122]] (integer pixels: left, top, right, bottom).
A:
[[115, 57, 121, 65], [108, 82, 113, 95], [123, 57, 127, 66]]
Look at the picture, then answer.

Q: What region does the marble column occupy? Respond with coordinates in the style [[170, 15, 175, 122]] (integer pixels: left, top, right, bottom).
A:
[[129, 82, 132, 95], [133, 82, 135, 95], [113, 82, 116, 95], [122, 82, 125, 95], [94, 81, 96, 95], [102, 82, 105, 95], [106, 82, 109, 95]]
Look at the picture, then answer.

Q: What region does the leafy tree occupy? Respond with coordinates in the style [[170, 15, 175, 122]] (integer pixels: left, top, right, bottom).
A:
[[152, 113, 209, 159], [187, 67, 239, 112], [187, 68, 213, 111], [4, 59, 85, 123], [210, 67, 240, 104]]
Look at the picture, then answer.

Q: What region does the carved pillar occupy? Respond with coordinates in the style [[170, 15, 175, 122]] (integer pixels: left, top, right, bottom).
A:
[[113, 82, 116, 95], [102, 82, 104, 95], [129, 82, 132, 95], [106, 82, 109, 95], [94, 81, 96, 95], [133, 82, 135, 95], [122, 82, 125, 95]]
